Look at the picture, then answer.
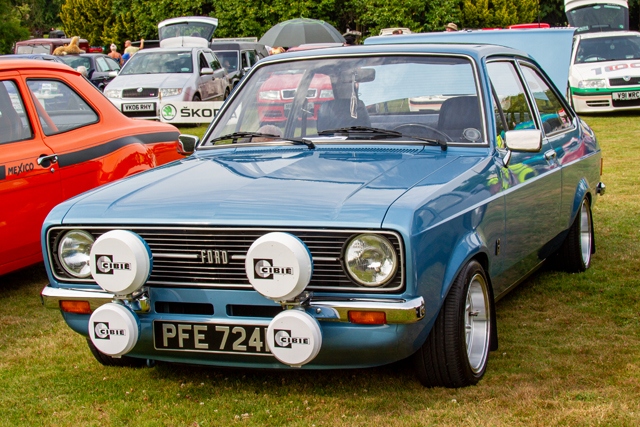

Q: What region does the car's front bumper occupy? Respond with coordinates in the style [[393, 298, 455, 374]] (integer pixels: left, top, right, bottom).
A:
[[41, 285, 427, 368], [41, 285, 425, 323], [571, 87, 640, 113]]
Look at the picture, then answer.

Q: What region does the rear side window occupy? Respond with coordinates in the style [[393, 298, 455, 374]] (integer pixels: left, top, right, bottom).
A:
[[0, 80, 34, 144], [26, 79, 98, 136]]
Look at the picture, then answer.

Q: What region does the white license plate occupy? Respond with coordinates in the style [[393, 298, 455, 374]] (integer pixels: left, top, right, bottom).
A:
[[153, 320, 271, 355], [613, 91, 640, 101], [123, 103, 155, 112]]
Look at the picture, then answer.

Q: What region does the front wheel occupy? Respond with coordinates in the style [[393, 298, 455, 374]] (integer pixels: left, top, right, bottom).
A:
[[412, 260, 492, 388]]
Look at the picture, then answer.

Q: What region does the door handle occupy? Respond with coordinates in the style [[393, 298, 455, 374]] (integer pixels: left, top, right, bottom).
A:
[[544, 150, 557, 162], [37, 154, 58, 168]]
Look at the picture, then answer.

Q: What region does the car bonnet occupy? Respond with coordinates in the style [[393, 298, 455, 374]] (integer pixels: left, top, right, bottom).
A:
[[53, 147, 479, 228]]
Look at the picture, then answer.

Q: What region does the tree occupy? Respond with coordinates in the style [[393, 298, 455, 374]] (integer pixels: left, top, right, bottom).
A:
[[461, 0, 539, 29], [60, 0, 114, 45], [0, 0, 30, 54]]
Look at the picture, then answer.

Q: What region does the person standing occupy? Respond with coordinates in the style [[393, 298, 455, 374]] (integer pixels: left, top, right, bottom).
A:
[[108, 43, 123, 66], [124, 38, 144, 56]]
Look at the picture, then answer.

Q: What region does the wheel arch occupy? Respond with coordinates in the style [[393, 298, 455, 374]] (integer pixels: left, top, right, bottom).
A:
[[438, 235, 499, 351], [569, 178, 595, 253]]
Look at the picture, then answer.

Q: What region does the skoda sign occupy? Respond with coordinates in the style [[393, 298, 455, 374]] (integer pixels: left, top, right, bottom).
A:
[[159, 101, 223, 124]]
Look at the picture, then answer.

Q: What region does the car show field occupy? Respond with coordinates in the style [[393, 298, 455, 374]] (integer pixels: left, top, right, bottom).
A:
[[2, 5, 639, 422], [0, 113, 638, 425]]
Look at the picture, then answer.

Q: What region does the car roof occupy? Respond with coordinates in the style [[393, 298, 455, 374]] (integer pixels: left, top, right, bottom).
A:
[[262, 42, 525, 63], [0, 59, 76, 73], [576, 30, 640, 40], [211, 42, 264, 49], [135, 46, 206, 54], [0, 53, 62, 61]]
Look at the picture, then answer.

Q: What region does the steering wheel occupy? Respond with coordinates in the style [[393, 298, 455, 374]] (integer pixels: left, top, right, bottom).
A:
[[392, 123, 452, 141]]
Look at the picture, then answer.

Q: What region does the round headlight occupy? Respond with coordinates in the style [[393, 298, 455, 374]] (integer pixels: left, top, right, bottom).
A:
[[345, 234, 398, 287], [58, 230, 95, 278]]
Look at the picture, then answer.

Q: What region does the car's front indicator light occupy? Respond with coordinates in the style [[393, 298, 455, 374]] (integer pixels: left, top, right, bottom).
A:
[[60, 300, 92, 314], [345, 234, 398, 287], [104, 89, 122, 98], [348, 311, 387, 324], [159, 88, 183, 97], [58, 230, 95, 278], [259, 90, 280, 100], [578, 79, 606, 89]]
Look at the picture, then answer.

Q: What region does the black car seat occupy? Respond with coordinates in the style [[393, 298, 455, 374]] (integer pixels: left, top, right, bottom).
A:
[[316, 98, 371, 132], [437, 95, 482, 142]]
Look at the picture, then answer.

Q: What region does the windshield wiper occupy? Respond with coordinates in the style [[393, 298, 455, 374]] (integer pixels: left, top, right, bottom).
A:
[[399, 134, 448, 151], [318, 126, 447, 150], [206, 132, 315, 149], [317, 126, 403, 139]]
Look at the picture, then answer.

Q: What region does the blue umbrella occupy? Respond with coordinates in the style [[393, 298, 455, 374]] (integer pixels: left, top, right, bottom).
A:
[[259, 18, 345, 49]]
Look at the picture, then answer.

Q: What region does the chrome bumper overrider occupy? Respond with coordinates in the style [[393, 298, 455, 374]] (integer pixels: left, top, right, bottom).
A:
[[40, 287, 425, 324]]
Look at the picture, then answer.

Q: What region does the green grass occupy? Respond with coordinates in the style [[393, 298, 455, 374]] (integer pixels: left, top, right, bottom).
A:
[[1, 114, 639, 426]]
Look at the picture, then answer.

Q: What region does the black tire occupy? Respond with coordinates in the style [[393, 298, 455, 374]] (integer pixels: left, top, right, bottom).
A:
[[192, 94, 201, 102], [86, 338, 147, 367], [412, 260, 492, 388], [557, 197, 593, 272], [224, 88, 230, 100]]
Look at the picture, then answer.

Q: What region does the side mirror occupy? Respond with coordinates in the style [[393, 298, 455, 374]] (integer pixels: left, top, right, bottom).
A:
[[108, 70, 118, 78], [504, 129, 542, 152], [177, 134, 199, 155], [200, 67, 214, 75]]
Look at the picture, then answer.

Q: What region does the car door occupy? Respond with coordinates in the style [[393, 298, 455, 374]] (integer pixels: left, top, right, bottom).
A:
[[486, 59, 563, 294], [196, 50, 214, 100], [204, 51, 227, 100], [0, 76, 62, 275]]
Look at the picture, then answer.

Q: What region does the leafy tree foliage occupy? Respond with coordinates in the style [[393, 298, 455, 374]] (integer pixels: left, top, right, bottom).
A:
[[60, 0, 114, 45], [461, 0, 539, 29], [53, 0, 581, 49], [0, 0, 30, 54]]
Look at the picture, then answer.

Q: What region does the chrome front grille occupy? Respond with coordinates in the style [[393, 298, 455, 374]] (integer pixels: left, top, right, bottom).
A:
[[48, 227, 404, 293]]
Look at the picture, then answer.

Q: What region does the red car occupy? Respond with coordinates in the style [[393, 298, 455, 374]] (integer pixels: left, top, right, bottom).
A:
[[0, 60, 182, 275], [257, 72, 333, 124]]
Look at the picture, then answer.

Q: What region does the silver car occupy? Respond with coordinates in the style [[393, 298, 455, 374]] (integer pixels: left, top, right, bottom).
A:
[[104, 41, 231, 119]]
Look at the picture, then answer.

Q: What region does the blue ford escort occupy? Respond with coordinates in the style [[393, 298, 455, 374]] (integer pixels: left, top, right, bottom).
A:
[[41, 29, 605, 388]]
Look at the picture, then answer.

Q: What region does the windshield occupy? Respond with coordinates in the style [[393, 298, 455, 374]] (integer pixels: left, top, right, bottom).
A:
[[575, 35, 640, 63], [159, 22, 217, 41], [214, 51, 239, 72], [120, 51, 193, 75], [203, 55, 483, 147], [16, 44, 50, 54], [58, 56, 91, 70], [567, 5, 629, 33]]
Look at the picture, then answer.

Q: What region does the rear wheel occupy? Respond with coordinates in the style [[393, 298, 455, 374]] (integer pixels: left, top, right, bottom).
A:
[[86, 339, 147, 367], [557, 197, 593, 272], [192, 94, 201, 102], [412, 260, 492, 388]]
